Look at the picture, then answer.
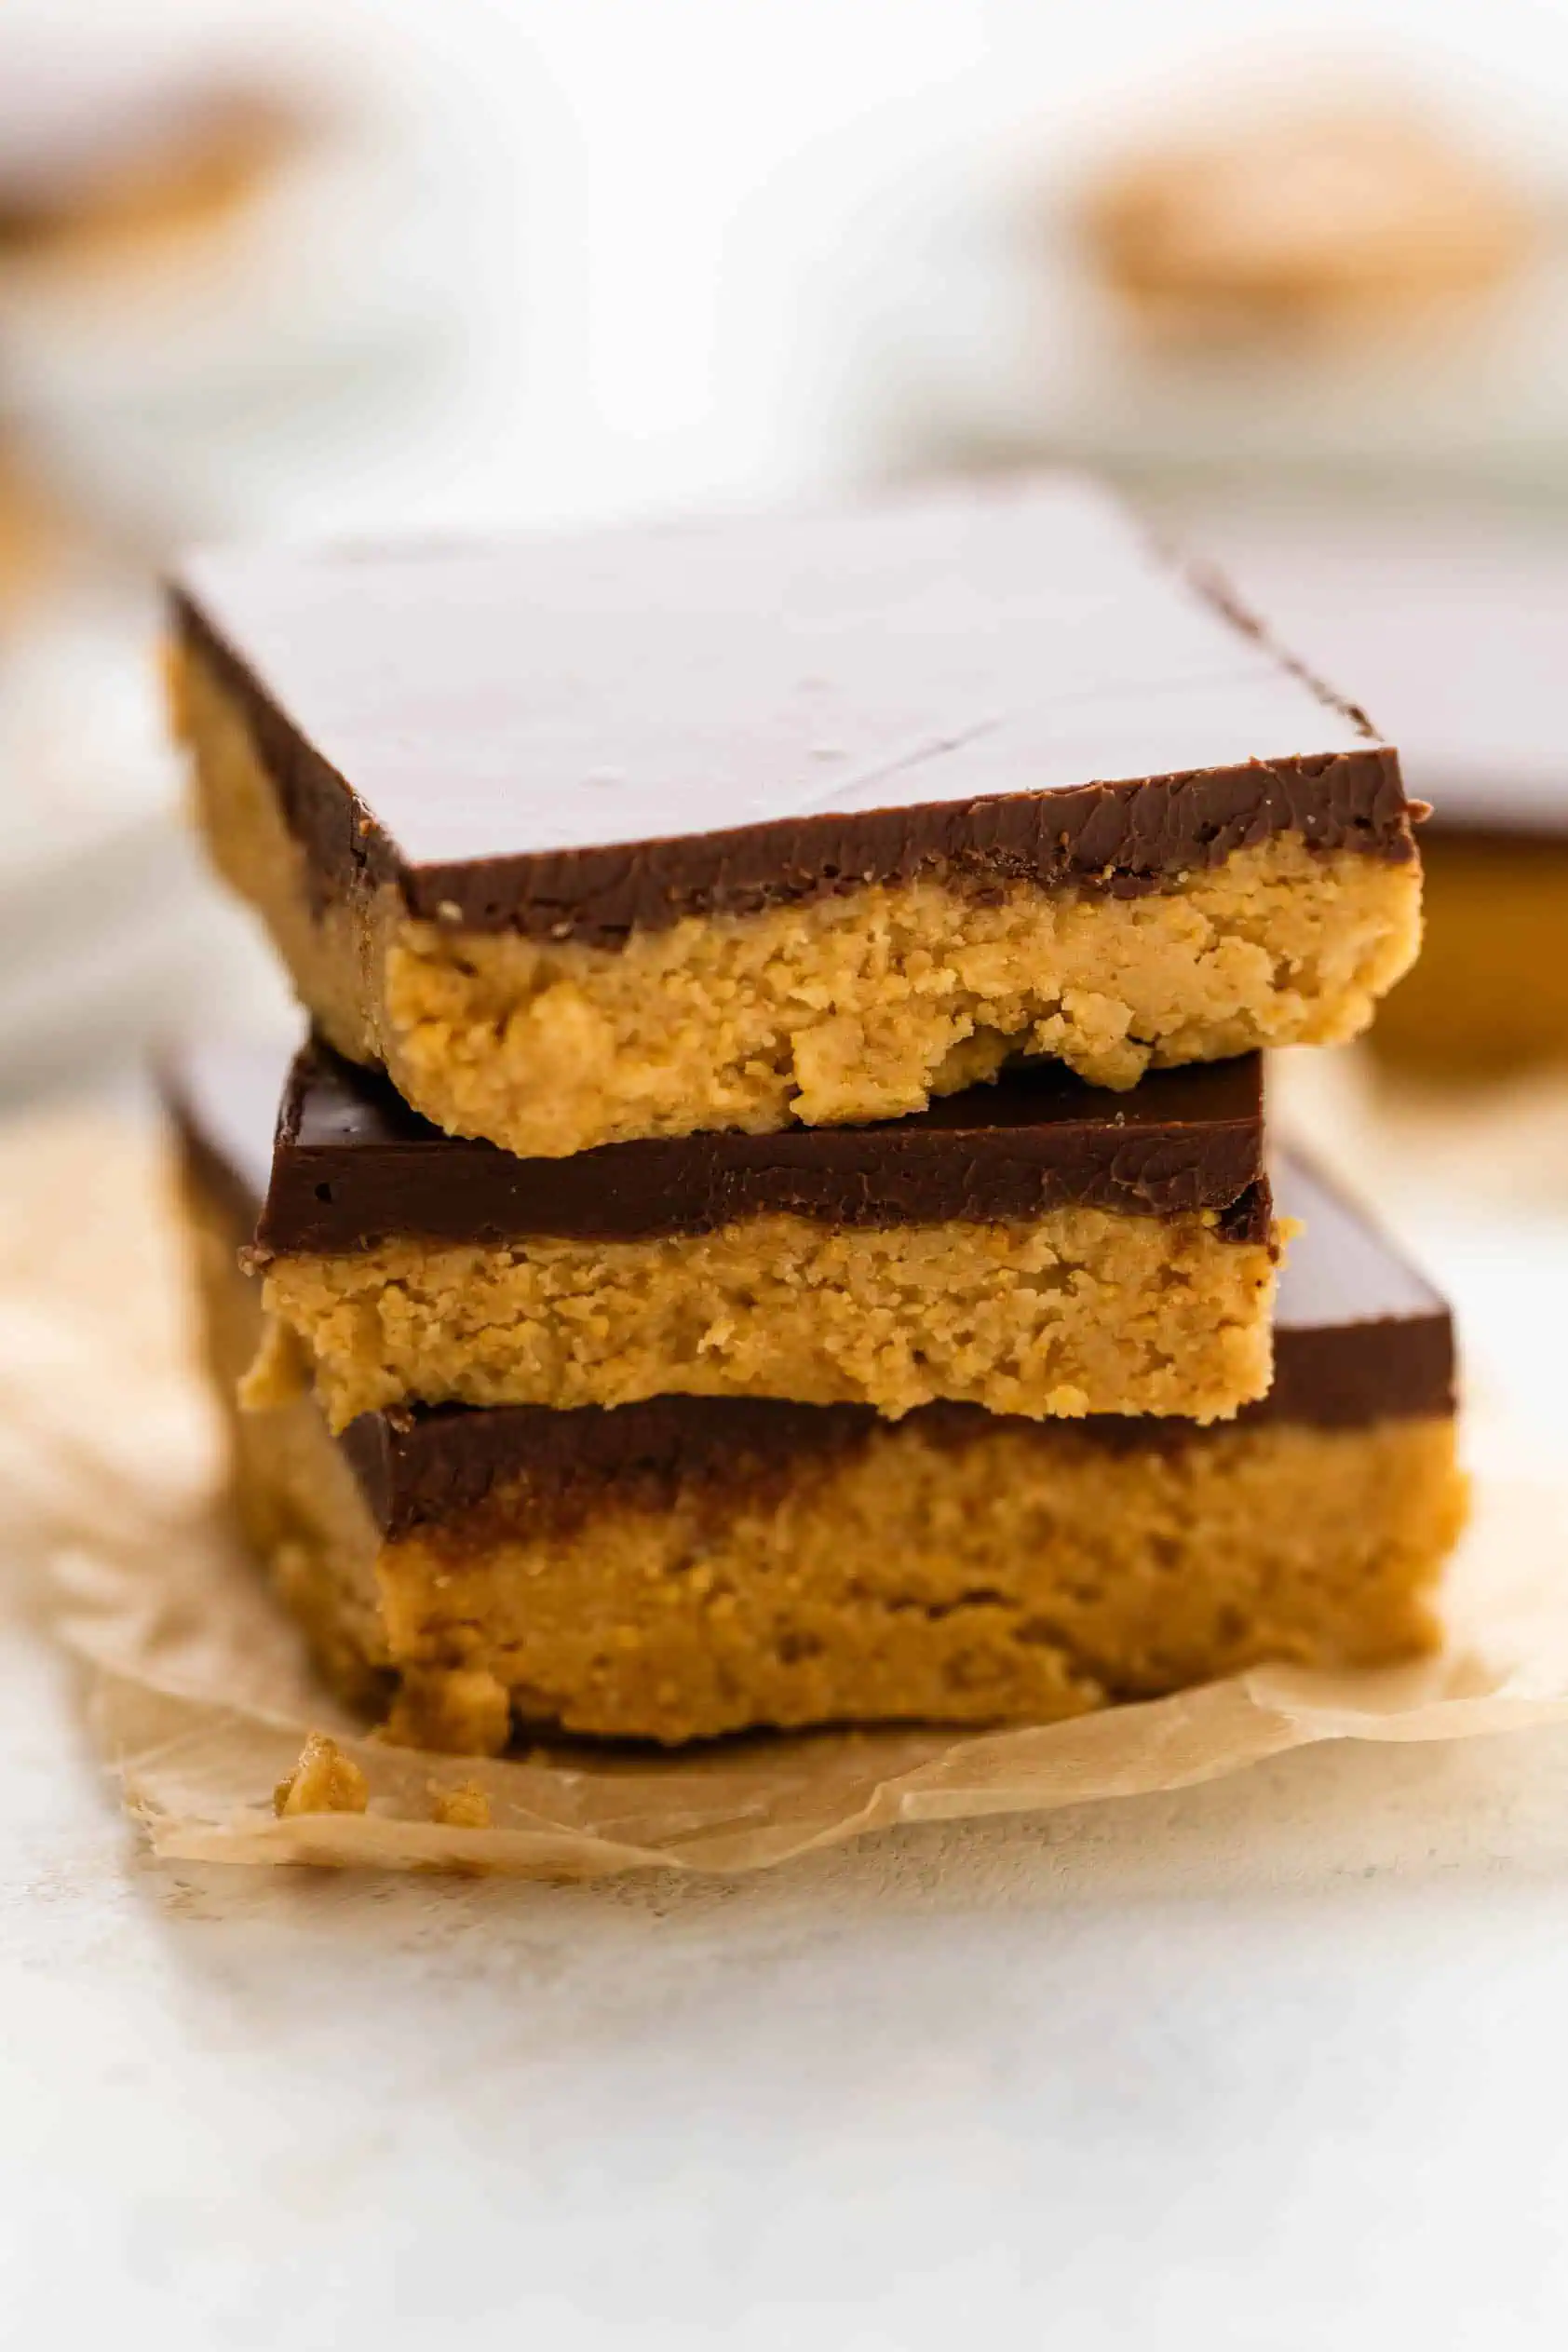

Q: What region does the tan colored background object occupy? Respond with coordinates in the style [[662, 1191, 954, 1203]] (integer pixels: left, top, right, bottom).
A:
[[1367, 833, 1568, 1083], [0, 91, 295, 270], [1083, 101, 1532, 343]]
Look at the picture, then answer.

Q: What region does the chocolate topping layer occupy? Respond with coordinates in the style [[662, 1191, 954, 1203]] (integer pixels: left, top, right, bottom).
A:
[[170, 478, 1415, 945], [252, 1038, 1271, 1250], [164, 1039, 1455, 1536]]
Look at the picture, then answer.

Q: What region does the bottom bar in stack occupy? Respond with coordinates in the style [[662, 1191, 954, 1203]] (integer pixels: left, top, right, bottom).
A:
[[169, 1048, 1467, 1751]]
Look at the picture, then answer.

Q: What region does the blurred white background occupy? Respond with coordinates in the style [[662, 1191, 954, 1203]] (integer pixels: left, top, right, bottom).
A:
[[6, 0, 1568, 1098], [16, 0, 1561, 530], [8, 0, 1568, 526]]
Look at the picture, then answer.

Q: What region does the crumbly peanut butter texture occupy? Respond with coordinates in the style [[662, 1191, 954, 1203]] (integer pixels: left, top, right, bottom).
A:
[[254, 1208, 1277, 1429], [256, 1387, 1460, 1750], [176, 643, 1422, 1158]]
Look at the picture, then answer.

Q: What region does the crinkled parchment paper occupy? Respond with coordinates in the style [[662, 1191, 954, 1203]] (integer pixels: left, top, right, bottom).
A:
[[5, 1109, 1568, 1881]]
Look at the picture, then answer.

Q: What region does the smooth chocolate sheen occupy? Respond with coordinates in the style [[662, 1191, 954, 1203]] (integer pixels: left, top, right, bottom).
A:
[[170, 478, 1415, 945], [251, 1038, 1272, 1250], [163, 1040, 1456, 1538]]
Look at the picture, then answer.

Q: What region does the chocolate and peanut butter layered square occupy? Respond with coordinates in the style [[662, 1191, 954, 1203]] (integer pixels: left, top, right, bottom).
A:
[[168, 479, 1422, 1160], [169, 1043, 1465, 1751], [243, 1038, 1279, 1428]]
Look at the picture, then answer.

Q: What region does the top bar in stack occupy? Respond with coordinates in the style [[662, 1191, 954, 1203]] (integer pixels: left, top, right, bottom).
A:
[[168, 477, 1423, 1159]]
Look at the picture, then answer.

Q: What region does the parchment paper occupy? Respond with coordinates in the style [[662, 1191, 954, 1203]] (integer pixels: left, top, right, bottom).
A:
[[6, 1108, 1568, 1881]]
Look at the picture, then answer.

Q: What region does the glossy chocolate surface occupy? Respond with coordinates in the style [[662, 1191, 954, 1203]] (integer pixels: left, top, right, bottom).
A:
[[172, 479, 1414, 943], [251, 1038, 1272, 1249]]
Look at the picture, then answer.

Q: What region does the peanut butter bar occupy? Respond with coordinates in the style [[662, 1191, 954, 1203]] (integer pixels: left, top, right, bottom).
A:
[[168, 479, 1422, 1158], [169, 1043, 1464, 1750], [242, 1039, 1278, 1428]]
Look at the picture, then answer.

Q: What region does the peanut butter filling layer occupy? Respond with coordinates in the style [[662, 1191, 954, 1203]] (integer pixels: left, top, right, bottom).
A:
[[381, 1413, 1459, 1747], [235, 1384, 1459, 1750], [176, 643, 1422, 1158], [251, 1207, 1278, 1430]]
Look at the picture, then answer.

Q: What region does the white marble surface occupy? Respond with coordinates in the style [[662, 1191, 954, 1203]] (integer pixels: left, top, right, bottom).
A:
[[4, 1141, 1568, 2349], [7, 1602, 1568, 2349]]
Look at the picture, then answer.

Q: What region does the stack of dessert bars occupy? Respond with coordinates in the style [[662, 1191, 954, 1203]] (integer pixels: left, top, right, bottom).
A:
[[164, 478, 1467, 1752]]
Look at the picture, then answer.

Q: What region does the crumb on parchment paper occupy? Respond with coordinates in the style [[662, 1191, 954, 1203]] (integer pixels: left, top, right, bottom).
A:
[[273, 1731, 369, 1818], [429, 1780, 493, 1830]]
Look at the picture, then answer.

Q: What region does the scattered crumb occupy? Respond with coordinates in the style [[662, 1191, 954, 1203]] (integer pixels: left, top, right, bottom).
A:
[[430, 1779, 493, 1830], [239, 1311, 309, 1413], [381, 1666, 512, 1755], [273, 1730, 370, 1818]]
